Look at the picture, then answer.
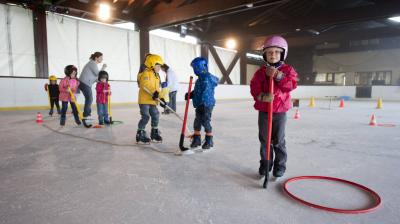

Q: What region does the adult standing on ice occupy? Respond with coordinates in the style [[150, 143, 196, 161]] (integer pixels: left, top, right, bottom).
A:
[[79, 52, 107, 127], [250, 36, 298, 179]]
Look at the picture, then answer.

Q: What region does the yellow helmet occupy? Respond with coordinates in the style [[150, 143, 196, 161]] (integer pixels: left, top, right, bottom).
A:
[[144, 54, 164, 69], [49, 75, 57, 81]]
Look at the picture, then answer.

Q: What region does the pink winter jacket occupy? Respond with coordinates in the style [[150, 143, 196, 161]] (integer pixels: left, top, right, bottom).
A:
[[96, 82, 110, 104], [250, 64, 298, 113], [59, 77, 80, 102]]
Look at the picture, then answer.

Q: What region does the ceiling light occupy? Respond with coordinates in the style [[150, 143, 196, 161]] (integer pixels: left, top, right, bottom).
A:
[[388, 16, 400, 23], [98, 3, 111, 21], [226, 38, 237, 49]]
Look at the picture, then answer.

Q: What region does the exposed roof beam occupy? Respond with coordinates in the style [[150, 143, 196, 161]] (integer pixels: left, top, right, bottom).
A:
[[250, 26, 400, 49], [54, 0, 135, 23], [206, 1, 400, 41], [140, 0, 286, 29]]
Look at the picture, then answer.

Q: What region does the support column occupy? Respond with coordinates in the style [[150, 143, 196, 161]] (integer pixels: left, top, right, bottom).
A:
[[238, 39, 250, 85], [139, 27, 150, 63], [200, 42, 209, 61], [239, 50, 247, 85], [33, 7, 48, 78]]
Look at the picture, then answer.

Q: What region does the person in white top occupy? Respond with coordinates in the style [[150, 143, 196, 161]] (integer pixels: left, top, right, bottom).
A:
[[161, 64, 179, 114]]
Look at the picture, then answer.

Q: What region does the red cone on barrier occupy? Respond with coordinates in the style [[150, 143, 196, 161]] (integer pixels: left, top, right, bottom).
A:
[[294, 109, 300, 120], [339, 99, 345, 108], [36, 112, 43, 123], [369, 114, 377, 126]]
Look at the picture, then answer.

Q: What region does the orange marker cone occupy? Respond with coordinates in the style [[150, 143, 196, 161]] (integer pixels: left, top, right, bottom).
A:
[[369, 114, 377, 126], [294, 109, 300, 119], [36, 112, 43, 123], [339, 99, 345, 108]]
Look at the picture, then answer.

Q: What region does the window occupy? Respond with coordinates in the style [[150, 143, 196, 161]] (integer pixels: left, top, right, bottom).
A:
[[355, 71, 392, 86], [314, 72, 345, 85], [373, 71, 391, 85]]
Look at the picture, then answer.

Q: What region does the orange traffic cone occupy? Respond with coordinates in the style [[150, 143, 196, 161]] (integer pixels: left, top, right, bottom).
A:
[[294, 109, 300, 119], [339, 99, 345, 108], [369, 114, 377, 126], [36, 112, 43, 123]]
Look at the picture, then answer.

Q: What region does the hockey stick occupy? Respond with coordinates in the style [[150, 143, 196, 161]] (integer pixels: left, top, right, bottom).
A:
[[179, 76, 193, 152], [263, 68, 275, 189], [142, 86, 192, 134]]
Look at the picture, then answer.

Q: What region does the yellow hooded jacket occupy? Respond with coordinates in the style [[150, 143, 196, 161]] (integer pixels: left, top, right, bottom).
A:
[[138, 68, 161, 105]]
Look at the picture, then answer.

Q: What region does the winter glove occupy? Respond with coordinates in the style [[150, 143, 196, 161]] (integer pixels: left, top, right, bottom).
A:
[[161, 82, 168, 88], [274, 71, 285, 81], [159, 98, 167, 108], [197, 105, 206, 114], [152, 91, 159, 100], [265, 66, 278, 77], [257, 92, 274, 102], [185, 91, 194, 101]]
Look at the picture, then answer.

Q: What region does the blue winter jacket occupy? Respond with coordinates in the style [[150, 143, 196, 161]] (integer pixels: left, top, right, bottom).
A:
[[192, 72, 219, 108]]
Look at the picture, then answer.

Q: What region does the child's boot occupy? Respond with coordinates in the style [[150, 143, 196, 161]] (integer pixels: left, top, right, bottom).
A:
[[190, 134, 201, 149], [60, 117, 66, 126], [259, 159, 273, 176], [150, 128, 162, 143], [202, 134, 214, 151], [259, 160, 267, 176], [104, 118, 111, 125], [136, 130, 151, 144]]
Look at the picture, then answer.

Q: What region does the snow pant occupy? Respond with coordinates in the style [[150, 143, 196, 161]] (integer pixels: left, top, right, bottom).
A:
[[194, 105, 213, 133], [258, 111, 287, 173], [49, 98, 60, 115], [138, 104, 159, 130], [60, 101, 81, 125], [97, 103, 109, 124]]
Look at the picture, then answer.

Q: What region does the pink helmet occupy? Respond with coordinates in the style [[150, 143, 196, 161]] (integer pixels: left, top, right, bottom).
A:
[[262, 36, 288, 62]]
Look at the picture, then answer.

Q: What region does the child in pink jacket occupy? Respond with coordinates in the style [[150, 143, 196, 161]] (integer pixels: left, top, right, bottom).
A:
[[250, 36, 297, 178], [96, 71, 111, 125], [59, 65, 81, 126]]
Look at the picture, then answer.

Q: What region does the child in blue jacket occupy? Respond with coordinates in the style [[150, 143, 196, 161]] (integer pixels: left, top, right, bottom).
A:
[[185, 57, 219, 150]]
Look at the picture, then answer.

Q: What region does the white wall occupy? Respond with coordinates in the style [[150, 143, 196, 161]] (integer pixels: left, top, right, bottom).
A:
[[46, 13, 140, 81], [0, 77, 251, 108], [0, 5, 35, 77], [2, 77, 400, 108], [0, 5, 10, 77], [291, 86, 356, 99], [1, 5, 248, 85], [46, 14, 78, 78], [150, 34, 200, 83], [372, 86, 400, 100]]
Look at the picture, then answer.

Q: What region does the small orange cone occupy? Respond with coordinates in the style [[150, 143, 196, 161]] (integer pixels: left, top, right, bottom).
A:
[[294, 109, 300, 119], [92, 124, 103, 128], [339, 99, 345, 108], [369, 114, 377, 126], [36, 112, 43, 123]]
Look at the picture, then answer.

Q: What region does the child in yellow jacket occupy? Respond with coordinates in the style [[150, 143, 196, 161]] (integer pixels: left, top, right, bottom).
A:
[[136, 54, 167, 144]]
